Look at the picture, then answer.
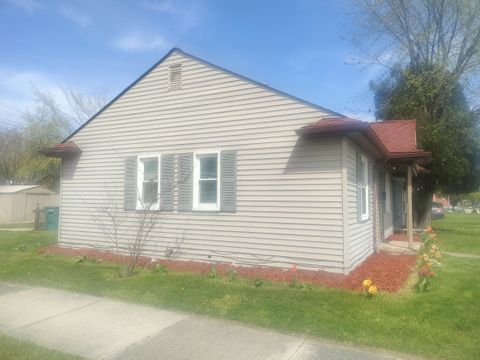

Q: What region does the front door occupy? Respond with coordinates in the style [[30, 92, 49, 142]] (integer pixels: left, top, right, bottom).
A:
[[392, 178, 405, 229], [379, 171, 386, 241]]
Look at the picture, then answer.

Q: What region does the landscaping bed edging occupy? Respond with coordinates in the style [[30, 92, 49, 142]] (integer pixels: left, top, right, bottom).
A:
[[38, 246, 416, 292]]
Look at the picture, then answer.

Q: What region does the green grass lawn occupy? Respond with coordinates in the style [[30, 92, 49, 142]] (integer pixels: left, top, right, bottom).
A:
[[0, 222, 34, 229], [0, 333, 83, 360], [433, 213, 480, 254], [0, 216, 479, 360]]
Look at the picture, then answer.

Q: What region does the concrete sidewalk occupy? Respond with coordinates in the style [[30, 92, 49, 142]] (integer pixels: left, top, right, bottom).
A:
[[0, 282, 409, 360]]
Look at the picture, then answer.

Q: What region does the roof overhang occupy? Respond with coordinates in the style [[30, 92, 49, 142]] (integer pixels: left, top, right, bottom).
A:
[[297, 117, 431, 164], [39, 141, 82, 158], [296, 118, 369, 137]]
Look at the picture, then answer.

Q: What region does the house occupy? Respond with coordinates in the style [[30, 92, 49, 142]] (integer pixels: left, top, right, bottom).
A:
[[432, 194, 452, 211], [0, 185, 59, 223], [41, 48, 430, 274]]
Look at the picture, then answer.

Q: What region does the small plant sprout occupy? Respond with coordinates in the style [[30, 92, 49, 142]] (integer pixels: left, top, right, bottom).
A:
[[14, 244, 27, 251], [208, 266, 218, 279], [299, 283, 312, 291], [74, 255, 87, 263], [152, 264, 168, 274], [226, 267, 237, 282], [254, 278, 264, 288], [290, 264, 299, 288]]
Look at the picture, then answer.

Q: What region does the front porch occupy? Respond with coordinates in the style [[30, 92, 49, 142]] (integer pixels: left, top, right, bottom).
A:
[[379, 231, 421, 254]]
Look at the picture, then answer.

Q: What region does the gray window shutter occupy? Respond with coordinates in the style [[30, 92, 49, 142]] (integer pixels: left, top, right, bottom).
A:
[[356, 152, 362, 222], [160, 154, 174, 211], [220, 150, 237, 213], [178, 153, 193, 212], [124, 156, 138, 211]]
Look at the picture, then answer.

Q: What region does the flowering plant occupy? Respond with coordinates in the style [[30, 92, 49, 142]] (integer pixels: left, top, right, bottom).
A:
[[290, 264, 298, 288], [416, 227, 442, 293], [362, 278, 377, 298]]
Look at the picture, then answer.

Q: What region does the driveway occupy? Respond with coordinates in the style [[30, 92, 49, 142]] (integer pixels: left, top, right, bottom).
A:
[[0, 282, 412, 360]]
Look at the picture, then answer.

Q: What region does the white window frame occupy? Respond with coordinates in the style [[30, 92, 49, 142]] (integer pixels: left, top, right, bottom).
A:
[[193, 150, 220, 211], [359, 154, 369, 221], [137, 155, 161, 210]]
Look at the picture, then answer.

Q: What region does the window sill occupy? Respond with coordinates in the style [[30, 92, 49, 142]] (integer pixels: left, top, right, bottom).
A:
[[192, 206, 220, 212], [136, 203, 160, 211]]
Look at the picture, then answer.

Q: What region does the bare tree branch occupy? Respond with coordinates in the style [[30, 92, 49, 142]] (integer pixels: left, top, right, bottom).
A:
[[350, 0, 480, 82]]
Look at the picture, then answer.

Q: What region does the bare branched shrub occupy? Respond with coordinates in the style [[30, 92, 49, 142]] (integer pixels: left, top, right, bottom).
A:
[[94, 191, 161, 277]]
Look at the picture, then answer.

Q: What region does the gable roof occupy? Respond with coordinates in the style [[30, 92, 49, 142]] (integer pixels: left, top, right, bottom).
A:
[[62, 48, 343, 143], [297, 117, 431, 161], [369, 120, 419, 155]]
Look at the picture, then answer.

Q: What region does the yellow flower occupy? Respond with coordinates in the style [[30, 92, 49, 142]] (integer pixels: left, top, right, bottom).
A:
[[368, 285, 378, 295], [362, 279, 372, 287]]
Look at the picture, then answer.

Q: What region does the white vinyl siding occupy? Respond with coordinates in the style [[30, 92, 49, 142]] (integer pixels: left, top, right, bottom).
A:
[[345, 140, 374, 272], [59, 50, 346, 272]]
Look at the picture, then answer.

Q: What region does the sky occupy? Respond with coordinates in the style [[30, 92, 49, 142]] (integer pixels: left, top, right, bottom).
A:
[[0, 0, 386, 130]]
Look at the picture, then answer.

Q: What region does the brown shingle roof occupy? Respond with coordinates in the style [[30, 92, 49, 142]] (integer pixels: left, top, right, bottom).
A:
[[39, 141, 81, 157], [297, 117, 430, 161]]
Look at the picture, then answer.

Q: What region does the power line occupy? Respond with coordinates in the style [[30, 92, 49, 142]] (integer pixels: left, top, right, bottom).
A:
[[0, 119, 23, 130]]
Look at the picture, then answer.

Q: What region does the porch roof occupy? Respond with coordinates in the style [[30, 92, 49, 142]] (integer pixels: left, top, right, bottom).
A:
[[39, 141, 82, 158], [296, 117, 431, 162]]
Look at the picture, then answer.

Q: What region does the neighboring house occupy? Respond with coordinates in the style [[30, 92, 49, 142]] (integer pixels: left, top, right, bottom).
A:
[[432, 194, 452, 210], [41, 48, 430, 274], [0, 185, 59, 223]]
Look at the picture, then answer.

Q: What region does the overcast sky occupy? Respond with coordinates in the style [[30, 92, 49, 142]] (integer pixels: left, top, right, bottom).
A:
[[0, 0, 385, 130]]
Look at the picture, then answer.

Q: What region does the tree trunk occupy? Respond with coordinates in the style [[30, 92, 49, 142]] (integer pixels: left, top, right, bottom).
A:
[[413, 179, 434, 228]]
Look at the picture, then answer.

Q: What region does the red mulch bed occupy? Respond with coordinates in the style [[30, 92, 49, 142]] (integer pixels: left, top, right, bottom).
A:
[[38, 246, 416, 293]]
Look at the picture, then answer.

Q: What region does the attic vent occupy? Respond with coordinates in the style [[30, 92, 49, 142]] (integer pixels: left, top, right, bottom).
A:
[[169, 63, 182, 90]]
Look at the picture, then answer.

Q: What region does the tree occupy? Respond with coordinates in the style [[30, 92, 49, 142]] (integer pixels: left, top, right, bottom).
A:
[[0, 87, 105, 189], [0, 129, 27, 184], [350, 0, 480, 225], [351, 0, 480, 84], [371, 65, 480, 225]]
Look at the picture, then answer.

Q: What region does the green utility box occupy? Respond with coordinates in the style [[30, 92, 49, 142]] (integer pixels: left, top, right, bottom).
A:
[[44, 206, 59, 230]]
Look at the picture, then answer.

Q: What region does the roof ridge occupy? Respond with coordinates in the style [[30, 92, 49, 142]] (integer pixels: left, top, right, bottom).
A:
[[372, 119, 416, 124], [62, 47, 342, 143]]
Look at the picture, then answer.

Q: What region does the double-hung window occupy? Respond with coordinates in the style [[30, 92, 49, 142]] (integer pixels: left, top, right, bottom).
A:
[[137, 156, 160, 210], [193, 152, 220, 211], [359, 154, 369, 221]]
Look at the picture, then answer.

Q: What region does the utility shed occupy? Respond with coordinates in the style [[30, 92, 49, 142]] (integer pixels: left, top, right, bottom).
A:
[[0, 185, 59, 223]]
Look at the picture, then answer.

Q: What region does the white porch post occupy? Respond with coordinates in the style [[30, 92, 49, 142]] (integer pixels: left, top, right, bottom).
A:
[[407, 164, 414, 248]]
